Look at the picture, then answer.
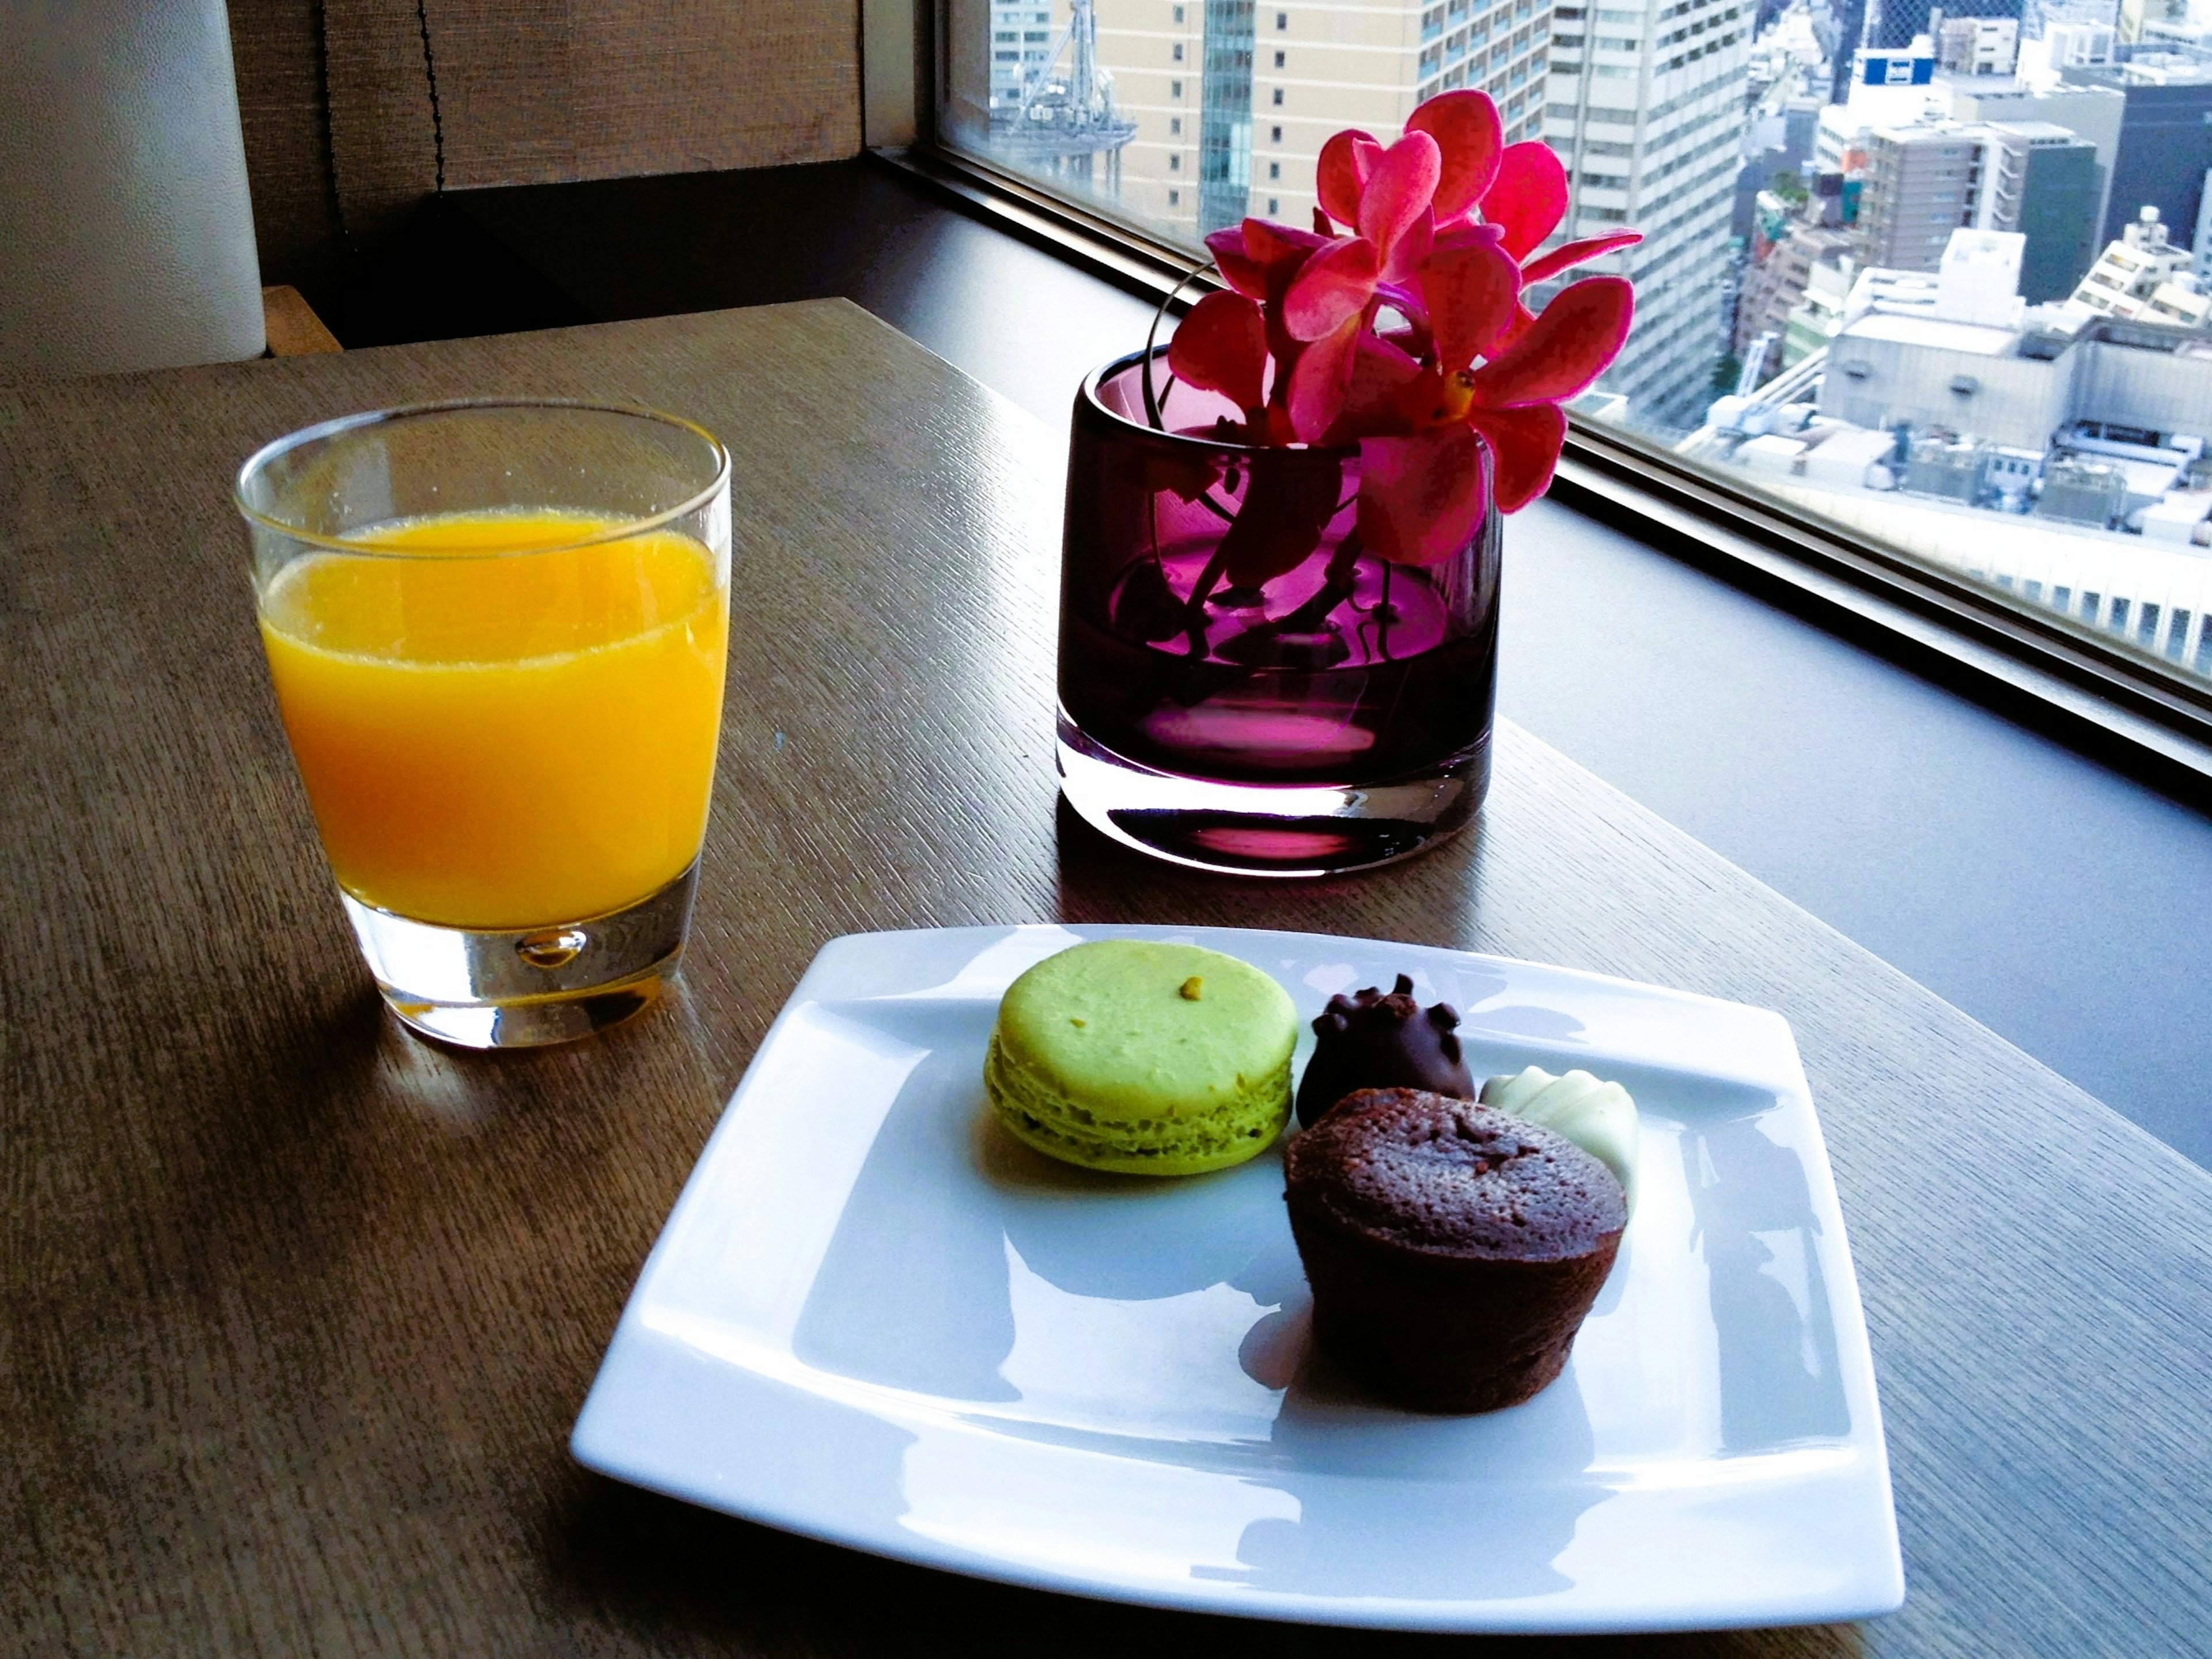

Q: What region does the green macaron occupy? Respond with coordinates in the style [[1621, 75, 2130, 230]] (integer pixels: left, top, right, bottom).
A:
[[984, 939, 1297, 1176]]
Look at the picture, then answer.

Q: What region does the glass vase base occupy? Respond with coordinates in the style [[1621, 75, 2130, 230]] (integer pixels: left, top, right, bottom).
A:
[[340, 862, 698, 1048], [1056, 721, 1486, 878]]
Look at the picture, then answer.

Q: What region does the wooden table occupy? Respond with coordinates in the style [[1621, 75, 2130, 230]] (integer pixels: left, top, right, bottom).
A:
[[4, 300, 2207, 1658]]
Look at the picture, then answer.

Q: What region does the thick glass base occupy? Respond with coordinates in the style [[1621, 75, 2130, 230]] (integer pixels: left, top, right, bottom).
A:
[[1056, 715, 1487, 877], [340, 862, 698, 1048]]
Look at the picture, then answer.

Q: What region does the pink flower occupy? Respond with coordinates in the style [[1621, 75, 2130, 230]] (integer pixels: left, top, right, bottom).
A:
[[1166, 89, 1641, 560]]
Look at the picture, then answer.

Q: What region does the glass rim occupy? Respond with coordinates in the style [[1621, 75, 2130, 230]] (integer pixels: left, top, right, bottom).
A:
[[1082, 346, 1359, 460], [232, 397, 732, 559]]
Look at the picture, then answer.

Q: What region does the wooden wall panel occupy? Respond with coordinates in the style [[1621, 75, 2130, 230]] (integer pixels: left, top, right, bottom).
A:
[[227, 0, 862, 287]]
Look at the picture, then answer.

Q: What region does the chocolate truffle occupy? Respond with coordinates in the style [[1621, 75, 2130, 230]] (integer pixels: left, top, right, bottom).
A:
[[1284, 1088, 1626, 1413], [1294, 974, 1473, 1127]]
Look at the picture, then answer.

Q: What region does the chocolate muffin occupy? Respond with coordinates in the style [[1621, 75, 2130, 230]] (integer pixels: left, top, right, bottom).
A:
[[1284, 1088, 1626, 1412], [1295, 974, 1474, 1127]]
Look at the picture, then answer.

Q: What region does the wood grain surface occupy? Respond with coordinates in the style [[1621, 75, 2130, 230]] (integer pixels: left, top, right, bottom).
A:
[[260, 286, 345, 357], [3, 300, 2207, 1658]]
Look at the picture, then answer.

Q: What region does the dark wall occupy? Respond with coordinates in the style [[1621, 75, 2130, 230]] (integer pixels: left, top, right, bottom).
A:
[[2100, 79, 2212, 245], [2018, 142, 2104, 302]]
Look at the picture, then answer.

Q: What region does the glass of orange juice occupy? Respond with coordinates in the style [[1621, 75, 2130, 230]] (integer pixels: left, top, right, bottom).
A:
[[236, 400, 731, 1048]]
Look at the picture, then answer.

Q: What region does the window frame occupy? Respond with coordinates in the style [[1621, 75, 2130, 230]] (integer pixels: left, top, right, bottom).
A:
[[862, 0, 2212, 796]]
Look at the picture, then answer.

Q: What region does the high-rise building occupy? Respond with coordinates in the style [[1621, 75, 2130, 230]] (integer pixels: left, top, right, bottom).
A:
[[1863, 0, 2019, 52], [1858, 124, 1984, 270], [1545, 0, 1754, 429], [1978, 122, 2102, 301], [1089, 2, 1209, 233], [2061, 60, 2212, 247], [1200, 1, 1257, 232], [990, 0, 1068, 122], [1093, 1, 1555, 242], [1949, 78, 2123, 242], [1736, 213, 1859, 373], [1828, 0, 1869, 104]]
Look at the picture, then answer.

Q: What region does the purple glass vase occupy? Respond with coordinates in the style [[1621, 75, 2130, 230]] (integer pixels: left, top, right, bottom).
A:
[[1056, 347, 1503, 876]]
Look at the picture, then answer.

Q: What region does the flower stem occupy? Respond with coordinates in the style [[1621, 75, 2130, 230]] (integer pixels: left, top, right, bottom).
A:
[[1269, 531, 1366, 634]]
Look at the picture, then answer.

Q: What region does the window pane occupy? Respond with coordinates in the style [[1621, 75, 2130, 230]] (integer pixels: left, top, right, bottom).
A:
[[938, 0, 2212, 688]]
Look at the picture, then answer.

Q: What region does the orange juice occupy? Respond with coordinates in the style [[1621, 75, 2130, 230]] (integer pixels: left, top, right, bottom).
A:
[[258, 510, 728, 929]]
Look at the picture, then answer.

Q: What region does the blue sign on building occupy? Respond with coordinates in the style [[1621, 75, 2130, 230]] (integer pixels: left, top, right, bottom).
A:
[[1861, 51, 1936, 86]]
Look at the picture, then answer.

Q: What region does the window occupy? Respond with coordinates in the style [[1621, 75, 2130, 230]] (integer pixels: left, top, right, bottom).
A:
[[938, 0, 2212, 693]]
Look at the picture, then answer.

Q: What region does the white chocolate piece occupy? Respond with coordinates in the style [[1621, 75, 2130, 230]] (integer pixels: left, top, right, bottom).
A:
[[1480, 1065, 1638, 1210]]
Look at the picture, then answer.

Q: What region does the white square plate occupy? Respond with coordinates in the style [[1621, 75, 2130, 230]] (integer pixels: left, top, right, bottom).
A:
[[572, 924, 1903, 1633]]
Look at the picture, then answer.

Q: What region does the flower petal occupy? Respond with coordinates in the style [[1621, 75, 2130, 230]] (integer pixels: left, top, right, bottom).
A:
[[1466, 403, 1568, 510], [1206, 226, 1267, 297], [1168, 290, 1270, 412], [1381, 206, 1435, 283], [1316, 130, 1383, 228], [1520, 230, 1642, 285], [1481, 141, 1570, 260], [1334, 331, 1425, 439], [1283, 236, 1380, 341], [1241, 217, 1331, 300], [1358, 132, 1443, 262], [1407, 90, 1503, 221], [1287, 314, 1363, 443], [1421, 232, 1523, 372], [1467, 275, 1634, 406], [1357, 427, 1490, 565]]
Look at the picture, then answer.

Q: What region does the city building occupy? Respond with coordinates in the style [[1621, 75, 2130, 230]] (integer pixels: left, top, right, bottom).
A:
[[1828, 0, 1870, 102], [1687, 229, 2212, 669], [1733, 2, 1825, 240], [2059, 56, 2212, 248], [1948, 77, 2123, 246], [1814, 43, 1946, 174], [2040, 20, 2116, 70], [2118, 0, 2188, 46], [1546, 0, 1756, 429], [2194, 166, 2212, 280], [1094, 1, 1556, 241], [1979, 121, 2103, 302], [1863, 0, 2020, 52], [986, 0, 1141, 209], [1858, 122, 1985, 270], [989, 0, 1069, 125], [1734, 169, 1858, 377], [2069, 204, 2212, 325], [1088, 1, 1224, 235], [1783, 247, 1861, 358], [1935, 15, 2017, 78]]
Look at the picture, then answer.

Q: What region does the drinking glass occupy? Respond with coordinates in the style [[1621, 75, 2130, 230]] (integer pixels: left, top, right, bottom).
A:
[[236, 399, 732, 1047], [1058, 348, 1502, 876]]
